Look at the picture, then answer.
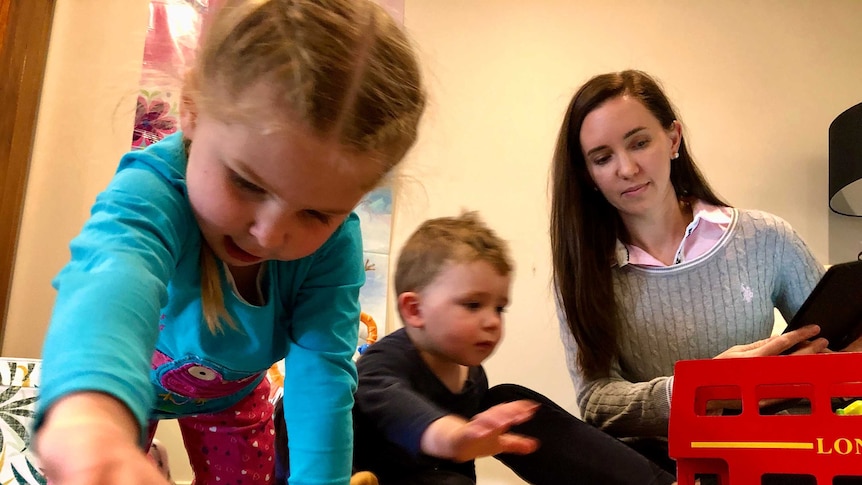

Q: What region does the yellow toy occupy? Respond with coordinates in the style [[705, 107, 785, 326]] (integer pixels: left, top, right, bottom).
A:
[[836, 399, 862, 415], [350, 471, 379, 485]]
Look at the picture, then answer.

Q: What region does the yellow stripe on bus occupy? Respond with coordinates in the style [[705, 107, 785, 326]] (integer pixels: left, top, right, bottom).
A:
[[691, 442, 814, 450]]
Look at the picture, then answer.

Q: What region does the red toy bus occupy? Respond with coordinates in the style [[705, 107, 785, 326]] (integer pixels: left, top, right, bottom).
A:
[[669, 353, 862, 484]]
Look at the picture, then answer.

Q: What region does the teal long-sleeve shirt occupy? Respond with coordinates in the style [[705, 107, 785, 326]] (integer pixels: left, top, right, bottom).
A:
[[37, 133, 362, 485]]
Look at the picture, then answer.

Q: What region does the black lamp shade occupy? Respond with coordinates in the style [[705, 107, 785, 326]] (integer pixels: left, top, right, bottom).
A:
[[829, 102, 862, 217]]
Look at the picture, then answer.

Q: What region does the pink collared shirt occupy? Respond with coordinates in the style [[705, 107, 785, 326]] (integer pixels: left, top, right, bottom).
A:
[[614, 201, 734, 268]]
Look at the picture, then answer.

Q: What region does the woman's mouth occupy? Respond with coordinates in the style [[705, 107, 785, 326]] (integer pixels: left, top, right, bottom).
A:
[[622, 183, 648, 196], [223, 236, 262, 264]]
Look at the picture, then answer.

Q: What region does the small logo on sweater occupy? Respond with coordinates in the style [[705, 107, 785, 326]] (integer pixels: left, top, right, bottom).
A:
[[741, 284, 754, 302]]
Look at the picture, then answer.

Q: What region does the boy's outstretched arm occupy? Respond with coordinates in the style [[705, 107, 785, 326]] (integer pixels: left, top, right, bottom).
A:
[[419, 400, 540, 462]]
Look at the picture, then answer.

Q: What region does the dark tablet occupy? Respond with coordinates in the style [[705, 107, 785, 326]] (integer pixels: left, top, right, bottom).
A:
[[781, 260, 862, 352]]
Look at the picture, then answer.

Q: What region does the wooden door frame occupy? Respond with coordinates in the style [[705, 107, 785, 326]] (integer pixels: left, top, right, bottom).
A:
[[0, 0, 56, 338]]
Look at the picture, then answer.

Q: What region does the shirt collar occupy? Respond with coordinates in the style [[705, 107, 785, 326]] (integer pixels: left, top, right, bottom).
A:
[[691, 200, 733, 226], [613, 200, 732, 268]]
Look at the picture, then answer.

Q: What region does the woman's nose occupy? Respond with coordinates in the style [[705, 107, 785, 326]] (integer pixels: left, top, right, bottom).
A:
[[617, 153, 640, 178]]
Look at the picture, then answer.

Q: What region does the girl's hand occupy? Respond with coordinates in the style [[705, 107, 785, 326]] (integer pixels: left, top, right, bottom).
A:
[[714, 324, 827, 359], [35, 393, 170, 485]]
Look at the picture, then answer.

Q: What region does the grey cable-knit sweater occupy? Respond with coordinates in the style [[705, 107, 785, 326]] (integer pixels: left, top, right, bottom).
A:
[[558, 209, 824, 440]]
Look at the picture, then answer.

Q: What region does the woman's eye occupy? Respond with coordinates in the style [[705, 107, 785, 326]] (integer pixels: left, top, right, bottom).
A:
[[229, 172, 265, 194], [632, 138, 650, 149], [593, 155, 611, 166], [303, 210, 331, 224]]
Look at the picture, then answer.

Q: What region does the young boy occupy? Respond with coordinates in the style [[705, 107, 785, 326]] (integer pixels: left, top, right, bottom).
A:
[[352, 212, 538, 484], [351, 212, 677, 485]]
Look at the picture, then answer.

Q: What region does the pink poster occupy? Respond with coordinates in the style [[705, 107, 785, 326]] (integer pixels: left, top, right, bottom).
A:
[[131, 0, 403, 150], [132, 0, 206, 150]]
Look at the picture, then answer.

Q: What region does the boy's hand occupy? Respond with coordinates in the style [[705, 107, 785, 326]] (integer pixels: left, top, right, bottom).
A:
[[420, 400, 539, 462], [35, 393, 170, 485]]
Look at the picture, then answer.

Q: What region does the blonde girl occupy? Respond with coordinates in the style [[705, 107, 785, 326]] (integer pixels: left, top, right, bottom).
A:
[[33, 1, 426, 484]]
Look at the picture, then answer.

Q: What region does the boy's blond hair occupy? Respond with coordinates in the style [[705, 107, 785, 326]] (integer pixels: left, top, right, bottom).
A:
[[394, 212, 512, 296], [193, 0, 427, 334]]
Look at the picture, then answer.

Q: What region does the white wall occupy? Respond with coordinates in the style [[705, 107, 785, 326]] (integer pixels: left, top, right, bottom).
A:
[[7, 1, 862, 484], [397, 1, 862, 482], [5, 0, 151, 358]]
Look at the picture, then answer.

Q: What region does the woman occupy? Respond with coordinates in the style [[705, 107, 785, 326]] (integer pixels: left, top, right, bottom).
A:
[[549, 70, 827, 473]]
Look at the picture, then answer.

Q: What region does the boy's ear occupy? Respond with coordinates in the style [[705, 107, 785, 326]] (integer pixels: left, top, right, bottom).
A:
[[397, 292, 424, 329]]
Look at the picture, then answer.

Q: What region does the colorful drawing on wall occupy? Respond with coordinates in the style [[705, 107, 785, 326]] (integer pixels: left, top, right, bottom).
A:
[[353, 0, 404, 336], [355, 188, 392, 334], [132, 0, 404, 345], [358, 235, 390, 335], [132, 0, 203, 151]]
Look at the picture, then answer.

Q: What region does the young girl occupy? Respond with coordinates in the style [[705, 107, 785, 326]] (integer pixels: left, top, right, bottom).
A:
[[33, 1, 426, 484], [549, 70, 828, 473]]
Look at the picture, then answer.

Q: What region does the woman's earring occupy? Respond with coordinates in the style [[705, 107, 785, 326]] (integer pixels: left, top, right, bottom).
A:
[[672, 152, 680, 160]]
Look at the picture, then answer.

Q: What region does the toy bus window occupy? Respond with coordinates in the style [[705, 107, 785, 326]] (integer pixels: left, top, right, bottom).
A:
[[694, 473, 720, 484], [694, 385, 741, 416], [755, 383, 813, 416], [834, 475, 862, 484], [761, 474, 814, 484], [832, 397, 862, 416], [830, 382, 862, 416]]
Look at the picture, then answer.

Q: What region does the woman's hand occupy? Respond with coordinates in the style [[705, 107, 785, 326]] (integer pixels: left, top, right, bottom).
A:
[[838, 331, 862, 353], [714, 324, 827, 359], [706, 325, 826, 414], [35, 392, 170, 485]]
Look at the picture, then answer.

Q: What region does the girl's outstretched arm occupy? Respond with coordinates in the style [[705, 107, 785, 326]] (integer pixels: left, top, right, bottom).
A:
[[36, 138, 191, 484], [35, 392, 170, 485]]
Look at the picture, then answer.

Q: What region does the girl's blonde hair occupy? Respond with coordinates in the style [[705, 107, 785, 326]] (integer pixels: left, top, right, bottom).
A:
[[188, 0, 426, 333]]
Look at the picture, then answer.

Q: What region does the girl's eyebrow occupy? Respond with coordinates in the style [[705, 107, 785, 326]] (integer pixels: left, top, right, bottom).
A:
[[584, 127, 647, 157]]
